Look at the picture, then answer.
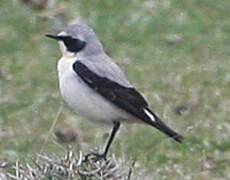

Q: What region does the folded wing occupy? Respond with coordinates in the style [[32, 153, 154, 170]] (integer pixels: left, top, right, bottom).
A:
[[73, 61, 184, 143]]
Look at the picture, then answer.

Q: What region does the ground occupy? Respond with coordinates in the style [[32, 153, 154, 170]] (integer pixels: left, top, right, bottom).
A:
[[0, 0, 230, 179]]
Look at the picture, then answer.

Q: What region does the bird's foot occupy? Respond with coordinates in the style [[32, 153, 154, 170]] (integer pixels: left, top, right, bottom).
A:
[[84, 152, 106, 162]]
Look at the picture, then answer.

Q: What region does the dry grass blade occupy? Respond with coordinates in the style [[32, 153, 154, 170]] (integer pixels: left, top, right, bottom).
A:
[[0, 149, 133, 179]]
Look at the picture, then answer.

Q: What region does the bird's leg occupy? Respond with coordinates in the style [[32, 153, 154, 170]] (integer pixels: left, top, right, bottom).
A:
[[84, 121, 120, 161], [102, 121, 120, 158]]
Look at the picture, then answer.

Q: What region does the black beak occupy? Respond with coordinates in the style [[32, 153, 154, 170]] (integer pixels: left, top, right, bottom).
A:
[[45, 34, 61, 40]]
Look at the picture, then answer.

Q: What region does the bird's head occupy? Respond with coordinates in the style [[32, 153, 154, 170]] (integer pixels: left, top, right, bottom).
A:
[[46, 22, 104, 58]]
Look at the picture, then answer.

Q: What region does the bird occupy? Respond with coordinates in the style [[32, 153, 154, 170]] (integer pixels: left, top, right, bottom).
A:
[[46, 21, 184, 158]]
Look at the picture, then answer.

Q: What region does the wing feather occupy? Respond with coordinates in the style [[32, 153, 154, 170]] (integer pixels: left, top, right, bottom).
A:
[[72, 61, 184, 143], [73, 61, 149, 120]]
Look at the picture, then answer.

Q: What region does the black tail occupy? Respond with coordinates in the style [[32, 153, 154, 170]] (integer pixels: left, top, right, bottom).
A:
[[145, 108, 184, 143]]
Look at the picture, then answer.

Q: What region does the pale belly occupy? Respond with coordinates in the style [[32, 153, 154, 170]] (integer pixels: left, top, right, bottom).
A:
[[59, 70, 134, 125]]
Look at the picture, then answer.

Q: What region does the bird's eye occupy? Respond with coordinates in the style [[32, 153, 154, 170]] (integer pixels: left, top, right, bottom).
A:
[[61, 36, 86, 53]]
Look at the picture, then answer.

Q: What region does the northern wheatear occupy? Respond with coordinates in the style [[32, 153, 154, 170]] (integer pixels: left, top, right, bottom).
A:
[[46, 22, 184, 158]]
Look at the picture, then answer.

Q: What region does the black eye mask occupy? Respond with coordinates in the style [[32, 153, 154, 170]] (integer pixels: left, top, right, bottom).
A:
[[46, 34, 86, 53], [60, 36, 86, 53]]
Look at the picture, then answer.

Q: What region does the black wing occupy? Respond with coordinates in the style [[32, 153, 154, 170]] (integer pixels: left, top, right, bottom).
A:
[[73, 61, 184, 143], [73, 61, 150, 121]]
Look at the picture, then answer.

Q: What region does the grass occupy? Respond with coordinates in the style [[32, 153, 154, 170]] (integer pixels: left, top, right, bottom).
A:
[[1, 149, 132, 179], [0, 0, 230, 179]]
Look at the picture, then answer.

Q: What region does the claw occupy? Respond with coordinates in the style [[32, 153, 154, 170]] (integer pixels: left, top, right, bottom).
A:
[[84, 152, 106, 162]]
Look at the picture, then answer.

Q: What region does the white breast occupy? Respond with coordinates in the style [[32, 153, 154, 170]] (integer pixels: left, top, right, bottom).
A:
[[57, 58, 135, 125]]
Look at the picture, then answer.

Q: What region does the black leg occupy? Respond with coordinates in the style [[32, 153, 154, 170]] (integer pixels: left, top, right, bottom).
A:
[[103, 121, 120, 157], [84, 121, 120, 161]]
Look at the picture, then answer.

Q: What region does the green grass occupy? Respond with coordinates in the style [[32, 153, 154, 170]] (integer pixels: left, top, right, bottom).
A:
[[0, 0, 230, 179]]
